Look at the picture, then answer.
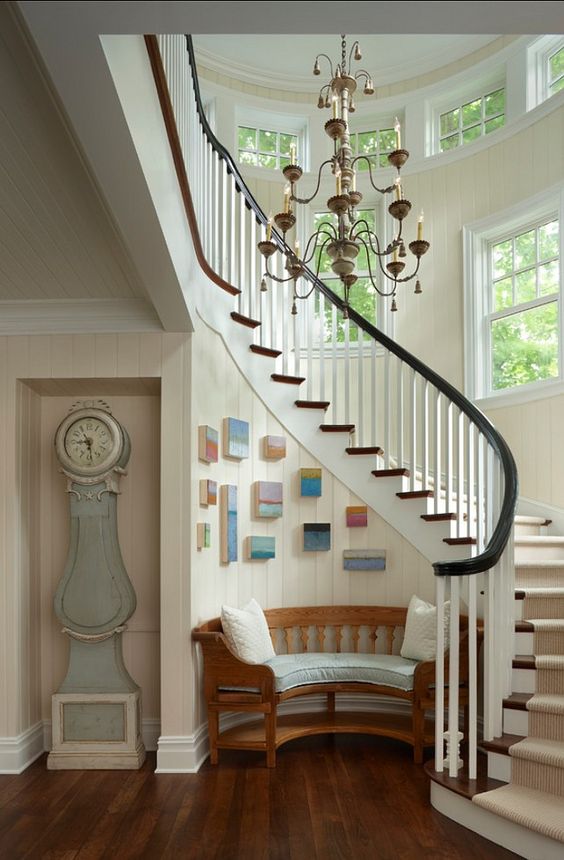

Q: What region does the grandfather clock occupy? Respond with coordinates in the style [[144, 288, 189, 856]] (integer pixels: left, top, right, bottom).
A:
[[47, 400, 145, 770]]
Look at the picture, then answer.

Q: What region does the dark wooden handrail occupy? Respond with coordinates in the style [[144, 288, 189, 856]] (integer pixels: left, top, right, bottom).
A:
[[151, 34, 519, 577]]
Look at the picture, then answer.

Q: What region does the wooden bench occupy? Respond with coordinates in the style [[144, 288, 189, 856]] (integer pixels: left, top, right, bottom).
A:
[[192, 605, 471, 768]]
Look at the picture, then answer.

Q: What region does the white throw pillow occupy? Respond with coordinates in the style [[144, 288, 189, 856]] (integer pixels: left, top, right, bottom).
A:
[[220, 598, 276, 664], [400, 595, 451, 662]]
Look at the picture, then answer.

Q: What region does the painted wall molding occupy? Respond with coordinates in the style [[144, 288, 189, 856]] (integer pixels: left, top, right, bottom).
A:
[[0, 722, 45, 774], [0, 298, 163, 335]]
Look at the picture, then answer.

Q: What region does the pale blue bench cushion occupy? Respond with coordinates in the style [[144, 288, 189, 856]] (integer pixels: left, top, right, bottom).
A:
[[264, 652, 419, 694]]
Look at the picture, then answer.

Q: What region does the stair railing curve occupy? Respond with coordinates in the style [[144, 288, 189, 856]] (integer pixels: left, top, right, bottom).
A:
[[146, 33, 519, 781]]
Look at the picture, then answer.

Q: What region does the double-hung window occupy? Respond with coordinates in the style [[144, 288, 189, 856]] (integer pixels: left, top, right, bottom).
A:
[[237, 126, 298, 170], [439, 88, 505, 152], [464, 189, 563, 403]]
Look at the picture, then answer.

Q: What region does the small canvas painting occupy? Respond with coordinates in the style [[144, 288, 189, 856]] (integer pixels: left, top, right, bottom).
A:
[[220, 485, 238, 563], [199, 479, 217, 507], [198, 425, 218, 463], [303, 523, 331, 551], [300, 468, 322, 497], [223, 417, 250, 460], [197, 522, 211, 550], [254, 481, 283, 518], [343, 550, 386, 571], [248, 536, 275, 560], [346, 505, 368, 527], [264, 435, 286, 460]]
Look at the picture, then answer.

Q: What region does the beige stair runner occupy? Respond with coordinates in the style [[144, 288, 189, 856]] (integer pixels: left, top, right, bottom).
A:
[[473, 546, 564, 844]]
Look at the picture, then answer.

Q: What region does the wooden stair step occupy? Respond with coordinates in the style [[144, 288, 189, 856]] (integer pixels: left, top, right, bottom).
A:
[[397, 490, 433, 500], [515, 590, 526, 600], [295, 400, 330, 410], [271, 373, 305, 385], [515, 620, 534, 632], [250, 344, 282, 358], [503, 692, 533, 711], [372, 468, 410, 478], [443, 537, 477, 546], [421, 513, 456, 522], [424, 755, 505, 800], [345, 446, 383, 456], [513, 655, 536, 670], [231, 311, 261, 329], [320, 424, 355, 433], [480, 733, 525, 755]]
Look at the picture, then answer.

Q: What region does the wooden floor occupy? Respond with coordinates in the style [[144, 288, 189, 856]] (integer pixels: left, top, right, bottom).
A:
[[0, 736, 518, 859]]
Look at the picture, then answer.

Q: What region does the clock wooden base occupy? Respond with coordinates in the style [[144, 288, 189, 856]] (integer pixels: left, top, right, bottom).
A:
[[47, 691, 146, 770]]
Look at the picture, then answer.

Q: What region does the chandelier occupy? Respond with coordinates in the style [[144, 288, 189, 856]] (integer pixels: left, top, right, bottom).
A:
[[257, 35, 430, 317]]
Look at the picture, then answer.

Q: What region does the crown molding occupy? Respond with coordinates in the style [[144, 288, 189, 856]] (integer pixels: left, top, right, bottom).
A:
[[0, 298, 164, 335], [194, 36, 503, 94]]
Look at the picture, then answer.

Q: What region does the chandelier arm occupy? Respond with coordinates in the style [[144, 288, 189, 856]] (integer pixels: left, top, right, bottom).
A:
[[291, 159, 335, 205], [348, 41, 360, 73], [394, 256, 422, 284], [357, 237, 399, 297], [354, 70, 370, 82], [302, 228, 336, 267], [315, 53, 335, 78], [350, 156, 396, 195], [350, 221, 389, 257], [264, 257, 303, 284], [294, 277, 318, 301]]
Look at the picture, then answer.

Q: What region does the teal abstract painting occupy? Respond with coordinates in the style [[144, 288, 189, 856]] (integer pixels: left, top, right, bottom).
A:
[[303, 523, 331, 551], [223, 417, 249, 459], [300, 468, 322, 497], [254, 481, 283, 518], [248, 536, 275, 560], [220, 485, 237, 563]]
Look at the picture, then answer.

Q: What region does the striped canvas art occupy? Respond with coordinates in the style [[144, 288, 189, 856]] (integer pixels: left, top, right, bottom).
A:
[[198, 425, 218, 463], [254, 481, 283, 518], [346, 505, 368, 527], [300, 468, 322, 497], [223, 417, 250, 459], [220, 485, 238, 563], [199, 479, 217, 506], [248, 536, 275, 560], [196, 522, 211, 550], [264, 435, 286, 460], [343, 550, 386, 571], [303, 523, 331, 551]]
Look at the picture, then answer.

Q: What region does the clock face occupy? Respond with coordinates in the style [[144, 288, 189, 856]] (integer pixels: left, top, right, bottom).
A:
[[55, 408, 125, 478], [64, 417, 114, 469]]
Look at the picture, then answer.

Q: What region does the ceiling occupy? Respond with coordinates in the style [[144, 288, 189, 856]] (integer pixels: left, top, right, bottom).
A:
[[193, 34, 501, 90]]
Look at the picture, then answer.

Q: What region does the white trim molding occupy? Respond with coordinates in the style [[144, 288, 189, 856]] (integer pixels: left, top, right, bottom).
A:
[[0, 299, 164, 335], [0, 722, 45, 774]]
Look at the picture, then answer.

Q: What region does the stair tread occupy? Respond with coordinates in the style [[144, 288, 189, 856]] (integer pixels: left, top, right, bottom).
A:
[[231, 311, 261, 328], [319, 424, 355, 433], [516, 561, 564, 568], [397, 490, 433, 499], [503, 692, 533, 710], [295, 400, 330, 410], [515, 515, 552, 526], [472, 783, 564, 843], [516, 587, 564, 598], [271, 373, 305, 384], [250, 344, 282, 358], [421, 512, 457, 521], [513, 655, 535, 669], [346, 446, 383, 455], [515, 535, 564, 545], [510, 737, 564, 767], [515, 621, 534, 632], [443, 537, 477, 545], [372, 468, 410, 478], [480, 733, 525, 755]]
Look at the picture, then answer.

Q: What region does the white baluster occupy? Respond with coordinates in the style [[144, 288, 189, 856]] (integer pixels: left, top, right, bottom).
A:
[[435, 574, 446, 772], [384, 350, 391, 469], [344, 319, 350, 425], [221, 159, 228, 279], [282, 273, 289, 376], [230, 184, 237, 295], [371, 339, 377, 449], [468, 571, 478, 780], [249, 214, 256, 321], [448, 576, 460, 777], [457, 410, 465, 538], [331, 304, 338, 422], [270, 258, 278, 356], [434, 391, 442, 514], [421, 379, 429, 492], [410, 368, 417, 491], [476, 432, 485, 551], [397, 359, 404, 468], [306, 292, 313, 400], [239, 193, 246, 314], [319, 292, 326, 403], [466, 421, 475, 540], [357, 327, 364, 447], [293, 297, 300, 377], [213, 151, 220, 273], [445, 401, 454, 516]]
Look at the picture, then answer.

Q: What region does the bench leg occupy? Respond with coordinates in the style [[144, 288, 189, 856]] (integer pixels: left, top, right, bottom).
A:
[[208, 709, 219, 765], [327, 691, 335, 716], [412, 706, 424, 764], [265, 708, 277, 768]]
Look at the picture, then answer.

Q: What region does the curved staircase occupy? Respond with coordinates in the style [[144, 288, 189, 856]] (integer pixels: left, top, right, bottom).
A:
[[140, 32, 564, 859]]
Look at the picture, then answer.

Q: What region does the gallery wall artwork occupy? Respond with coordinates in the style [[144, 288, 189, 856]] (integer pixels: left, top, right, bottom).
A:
[[300, 468, 322, 497], [263, 435, 286, 460], [220, 485, 238, 563], [247, 536, 276, 560], [198, 425, 218, 463], [199, 479, 217, 506], [254, 481, 283, 518], [303, 523, 331, 551], [346, 505, 368, 527], [197, 522, 211, 550], [223, 417, 250, 459], [343, 550, 386, 571]]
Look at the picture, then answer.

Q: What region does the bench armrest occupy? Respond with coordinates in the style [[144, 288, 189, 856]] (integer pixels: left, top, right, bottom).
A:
[[193, 630, 275, 703]]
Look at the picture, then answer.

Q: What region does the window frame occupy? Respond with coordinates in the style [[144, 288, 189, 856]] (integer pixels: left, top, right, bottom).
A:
[[235, 108, 308, 174], [464, 184, 564, 407], [237, 125, 299, 171], [437, 86, 506, 153], [527, 35, 564, 108], [348, 121, 398, 172], [547, 42, 564, 98]]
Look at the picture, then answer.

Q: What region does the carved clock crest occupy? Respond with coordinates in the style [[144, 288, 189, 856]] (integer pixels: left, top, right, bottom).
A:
[[47, 400, 145, 770]]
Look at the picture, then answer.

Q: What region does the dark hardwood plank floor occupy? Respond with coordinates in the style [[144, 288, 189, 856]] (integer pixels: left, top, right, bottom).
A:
[[0, 736, 518, 859]]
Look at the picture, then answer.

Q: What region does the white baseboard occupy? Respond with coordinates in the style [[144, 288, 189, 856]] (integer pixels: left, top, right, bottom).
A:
[[431, 782, 564, 860], [0, 722, 45, 774], [156, 723, 209, 773]]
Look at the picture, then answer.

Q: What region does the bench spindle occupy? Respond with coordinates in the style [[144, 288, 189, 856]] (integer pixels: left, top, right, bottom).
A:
[[335, 625, 343, 653], [351, 625, 360, 653], [369, 626, 378, 653], [317, 625, 326, 652], [300, 626, 309, 651], [386, 626, 395, 654], [284, 627, 293, 653]]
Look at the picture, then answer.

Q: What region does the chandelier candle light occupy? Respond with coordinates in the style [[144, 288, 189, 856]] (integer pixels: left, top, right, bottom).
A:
[[258, 35, 430, 317]]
